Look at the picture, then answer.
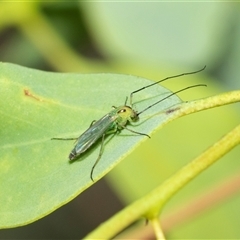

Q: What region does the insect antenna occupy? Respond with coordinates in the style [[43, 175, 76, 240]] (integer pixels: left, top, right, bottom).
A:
[[129, 65, 206, 107], [137, 84, 207, 116], [124, 96, 128, 105]]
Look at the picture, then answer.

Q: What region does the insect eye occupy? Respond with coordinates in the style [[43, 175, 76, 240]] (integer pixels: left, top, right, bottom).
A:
[[118, 108, 126, 114]]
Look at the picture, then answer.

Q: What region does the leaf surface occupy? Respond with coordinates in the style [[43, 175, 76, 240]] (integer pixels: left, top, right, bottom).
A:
[[0, 63, 182, 227]]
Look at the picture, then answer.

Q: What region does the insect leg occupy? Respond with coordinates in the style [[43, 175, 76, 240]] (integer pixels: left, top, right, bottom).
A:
[[90, 133, 106, 181], [52, 120, 96, 142], [120, 125, 150, 138], [51, 137, 78, 140], [90, 120, 96, 127], [90, 125, 119, 181]]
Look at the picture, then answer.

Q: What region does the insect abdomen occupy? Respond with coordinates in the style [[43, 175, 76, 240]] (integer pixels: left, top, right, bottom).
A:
[[69, 150, 77, 161]]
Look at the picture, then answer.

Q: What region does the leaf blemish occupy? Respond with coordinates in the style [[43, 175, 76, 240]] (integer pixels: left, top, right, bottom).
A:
[[24, 89, 43, 102], [165, 107, 180, 114]]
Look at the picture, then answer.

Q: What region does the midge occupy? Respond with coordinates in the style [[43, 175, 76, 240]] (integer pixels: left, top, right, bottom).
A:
[[52, 66, 206, 181]]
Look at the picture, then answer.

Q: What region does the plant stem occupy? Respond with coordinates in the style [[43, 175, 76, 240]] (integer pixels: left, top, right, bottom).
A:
[[151, 217, 166, 240], [176, 90, 240, 117]]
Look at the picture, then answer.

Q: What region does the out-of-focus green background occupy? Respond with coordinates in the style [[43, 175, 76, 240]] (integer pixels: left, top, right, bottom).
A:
[[1, 2, 240, 239]]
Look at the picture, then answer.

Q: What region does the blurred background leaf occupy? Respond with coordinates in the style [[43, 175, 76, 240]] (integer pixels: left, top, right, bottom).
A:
[[0, 1, 240, 239]]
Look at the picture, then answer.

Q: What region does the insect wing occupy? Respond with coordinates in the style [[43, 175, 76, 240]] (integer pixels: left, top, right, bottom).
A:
[[73, 113, 117, 156]]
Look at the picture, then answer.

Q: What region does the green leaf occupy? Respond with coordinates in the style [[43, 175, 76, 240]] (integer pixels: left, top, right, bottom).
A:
[[0, 62, 183, 228]]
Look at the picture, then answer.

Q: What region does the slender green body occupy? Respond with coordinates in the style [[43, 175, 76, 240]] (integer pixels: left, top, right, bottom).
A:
[[69, 106, 139, 161]]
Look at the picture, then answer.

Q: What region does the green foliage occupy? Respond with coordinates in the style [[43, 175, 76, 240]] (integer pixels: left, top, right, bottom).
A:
[[0, 62, 182, 228]]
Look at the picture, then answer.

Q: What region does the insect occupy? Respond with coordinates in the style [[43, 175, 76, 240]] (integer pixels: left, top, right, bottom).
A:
[[52, 66, 206, 181]]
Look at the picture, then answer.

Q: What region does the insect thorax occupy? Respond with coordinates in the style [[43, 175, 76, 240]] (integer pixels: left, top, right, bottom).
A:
[[114, 105, 139, 126]]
